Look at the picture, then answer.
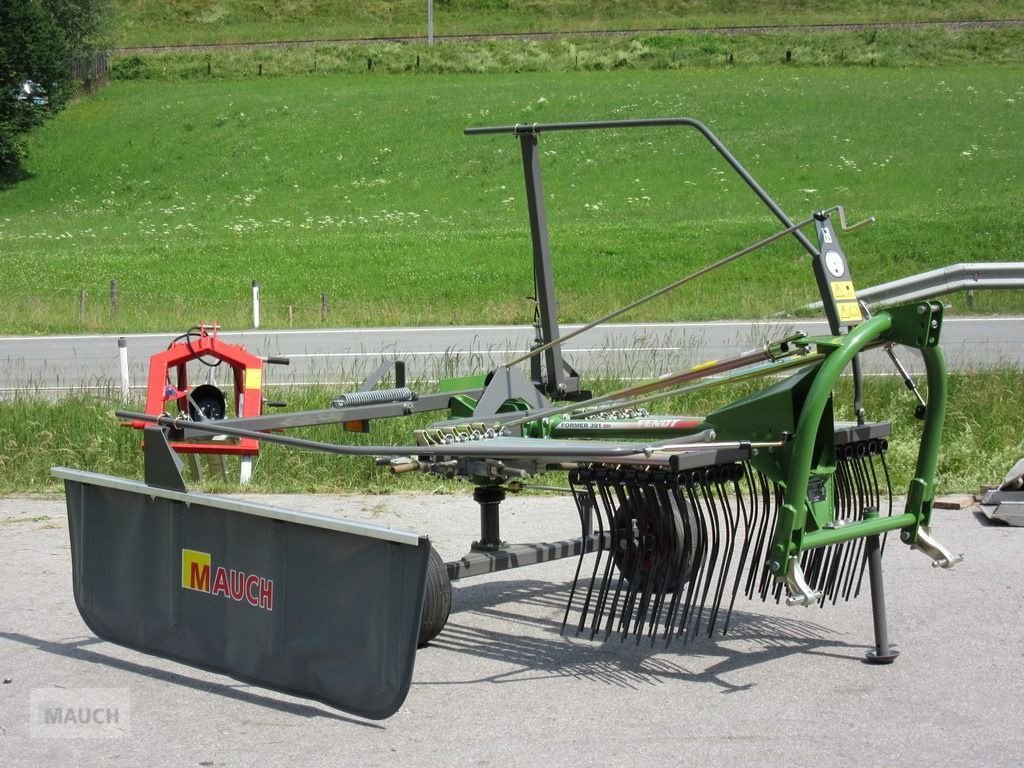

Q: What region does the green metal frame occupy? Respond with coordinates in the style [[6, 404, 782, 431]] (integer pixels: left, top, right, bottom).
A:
[[762, 301, 946, 576]]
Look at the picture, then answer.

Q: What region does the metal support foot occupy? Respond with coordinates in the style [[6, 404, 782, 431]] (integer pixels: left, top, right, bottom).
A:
[[864, 531, 899, 664]]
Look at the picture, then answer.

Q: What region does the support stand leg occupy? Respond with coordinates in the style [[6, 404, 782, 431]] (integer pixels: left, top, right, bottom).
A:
[[472, 486, 507, 552], [864, 531, 899, 664]]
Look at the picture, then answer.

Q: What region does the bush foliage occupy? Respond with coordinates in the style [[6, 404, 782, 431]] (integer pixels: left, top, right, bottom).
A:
[[0, 0, 112, 182]]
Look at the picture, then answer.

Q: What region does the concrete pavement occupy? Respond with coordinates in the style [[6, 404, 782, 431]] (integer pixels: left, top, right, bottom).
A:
[[1, 491, 1021, 766]]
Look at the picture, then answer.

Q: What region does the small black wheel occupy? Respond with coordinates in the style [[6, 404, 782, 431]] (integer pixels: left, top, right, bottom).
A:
[[418, 547, 451, 648], [611, 493, 699, 592]]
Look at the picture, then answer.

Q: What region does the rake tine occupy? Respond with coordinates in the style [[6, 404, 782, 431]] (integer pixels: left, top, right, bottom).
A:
[[646, 479, 682, 644], [723, 465, 759, 634], [645, 481, 676, 644], [660, 479, 693, 645], [841, 450, 870, 602], [626, 478, 652, 642], [582, 473, 616, 639], [690, 471, 723, 638], [642, 474, 674, 642], [766, 483, 788, 603], [639, 475, 670, 642], [850, 443, 886, 599], [605, 472, 641, 640], [676, 478, 707, 641], [826, 456, 855, 604], [746, 468, 774, 600], [678, 474, 707, 639], [627, 471, 660, 641], [596, 475, 629, 640], [828, 448, 856, 603], [567, 476, 607, 637], [582, 481, 608, 628], [614, 474, 640, 639], [706, 470, 738, 635], [842, 447, 873, 600], [624, 474, 657, 642], [878, 444, 893, 555], [740, 465, 762, 601], [839, 452, 867, 600], [845, 448, 874, 600], [563, 475, 590, 634]]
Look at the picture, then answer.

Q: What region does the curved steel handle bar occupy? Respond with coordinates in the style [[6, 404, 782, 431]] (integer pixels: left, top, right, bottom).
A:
[[465, 117, 820, 258]]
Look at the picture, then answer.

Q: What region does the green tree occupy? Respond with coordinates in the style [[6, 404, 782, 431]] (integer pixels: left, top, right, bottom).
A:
[[0, 0, 113, 182]]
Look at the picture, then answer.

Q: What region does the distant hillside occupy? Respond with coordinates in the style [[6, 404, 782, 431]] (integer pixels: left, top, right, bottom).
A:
[[111, 0, 1024, 47]]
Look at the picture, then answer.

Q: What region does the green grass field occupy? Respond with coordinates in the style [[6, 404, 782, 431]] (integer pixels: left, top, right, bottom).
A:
[[110, 0, 1024, 46], [1, 63, 1021, 333]]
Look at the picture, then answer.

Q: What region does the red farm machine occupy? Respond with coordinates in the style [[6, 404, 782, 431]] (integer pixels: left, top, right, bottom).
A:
[[127, 323, 290, 482], [53, 118, 961, 720]]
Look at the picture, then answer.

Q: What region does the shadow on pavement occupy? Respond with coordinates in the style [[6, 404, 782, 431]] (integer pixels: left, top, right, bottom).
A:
[[427, 577, 858, 693], [0, 630, 383, 729]]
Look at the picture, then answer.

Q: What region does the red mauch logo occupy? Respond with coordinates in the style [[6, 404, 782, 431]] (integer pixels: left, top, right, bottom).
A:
[[181, 549, 274, 611]]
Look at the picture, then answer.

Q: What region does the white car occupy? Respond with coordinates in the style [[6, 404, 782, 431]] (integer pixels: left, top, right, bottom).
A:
[[14, 80, 48, 106]]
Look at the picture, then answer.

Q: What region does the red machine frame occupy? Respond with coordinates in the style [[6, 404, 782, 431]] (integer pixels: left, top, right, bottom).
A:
[[132, 325, 265, 456]]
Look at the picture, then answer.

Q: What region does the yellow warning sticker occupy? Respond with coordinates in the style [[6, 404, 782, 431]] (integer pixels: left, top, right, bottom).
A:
[[831, 281, 858, 300], [837, 301, 863, 323]]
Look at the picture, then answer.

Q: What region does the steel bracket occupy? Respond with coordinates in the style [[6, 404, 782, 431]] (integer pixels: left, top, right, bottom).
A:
[[911, 525, 963, 569], [783, 557, 823, 606]]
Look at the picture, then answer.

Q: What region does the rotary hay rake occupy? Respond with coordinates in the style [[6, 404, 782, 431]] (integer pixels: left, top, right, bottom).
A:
[[53, 118, 961, 720], [565, 431, 890, 645]]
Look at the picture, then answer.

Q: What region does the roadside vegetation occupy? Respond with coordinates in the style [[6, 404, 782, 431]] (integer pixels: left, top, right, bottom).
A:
[[109, 26, 1024, 77], [110, 0, 1024, 47], [4, 369, 1022, 495]]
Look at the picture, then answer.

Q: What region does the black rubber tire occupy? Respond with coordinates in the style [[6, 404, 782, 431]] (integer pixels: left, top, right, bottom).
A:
[[418, 547, 452, 648]]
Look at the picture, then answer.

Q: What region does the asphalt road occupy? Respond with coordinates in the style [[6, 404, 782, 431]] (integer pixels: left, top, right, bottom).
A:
[[1, 492, 1021, 766], [1, 316, 1022, 397]]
